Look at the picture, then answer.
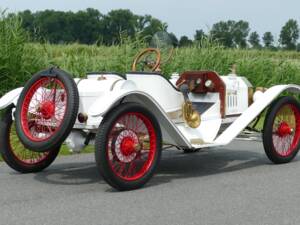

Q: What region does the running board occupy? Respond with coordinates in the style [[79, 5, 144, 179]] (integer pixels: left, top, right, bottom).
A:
[[215, 85, 300, 146]]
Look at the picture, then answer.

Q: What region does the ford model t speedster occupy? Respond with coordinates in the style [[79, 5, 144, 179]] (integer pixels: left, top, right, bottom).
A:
[[1, 36, 300, 191]]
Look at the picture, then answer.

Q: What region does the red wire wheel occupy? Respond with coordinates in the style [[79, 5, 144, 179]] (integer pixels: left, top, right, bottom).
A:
[[263, 96, 300, 164], [15, 68, 79, 152], [20, 77, 66, 142], [95, 103, 162, 191], [0, 106, 60, 173]]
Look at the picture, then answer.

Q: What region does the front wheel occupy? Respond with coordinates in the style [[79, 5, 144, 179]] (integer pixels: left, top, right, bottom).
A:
[[263, 96, 300, 164], [0, 105, 60, 173], [95, 103, 162, 191]]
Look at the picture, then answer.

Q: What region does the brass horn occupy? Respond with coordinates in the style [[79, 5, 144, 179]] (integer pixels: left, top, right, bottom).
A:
[[182, 101, 201, 128], [177, 80, 201, 129]]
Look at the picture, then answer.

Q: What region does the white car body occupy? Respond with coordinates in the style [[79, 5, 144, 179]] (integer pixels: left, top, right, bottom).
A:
[[1, 71, 300, 152]]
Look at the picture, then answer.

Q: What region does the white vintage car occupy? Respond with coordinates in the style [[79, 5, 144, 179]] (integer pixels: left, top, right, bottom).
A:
[[1, 47, 300, 191]]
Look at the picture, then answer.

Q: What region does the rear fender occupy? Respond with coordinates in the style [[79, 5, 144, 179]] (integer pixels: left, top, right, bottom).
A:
[[215, 84, 300, 145], [0, 88, 23, 110], [88, 90, 191, 148]]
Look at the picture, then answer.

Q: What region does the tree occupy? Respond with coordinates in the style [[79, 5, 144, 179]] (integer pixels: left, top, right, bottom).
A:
[[210, 20, 250, 48], [101, 9, 139, 44], [33, 10, 72, 43], [138, 15, 167, 43], [297, 43, 300, 52], [210, 20, 235, 47], [168, 32, 179, 47], [248, 31, 261, 49], [194, 29, 206, 41], [17, 10, 35, 35], [233, 20, 250, 48], [179, 36, 193, 47], [279, 19, 299, 50], [263, 32, 274, 48], [26, 9, 104, 44], [69, 8, 104, 44], [16, 9, 167, 45]]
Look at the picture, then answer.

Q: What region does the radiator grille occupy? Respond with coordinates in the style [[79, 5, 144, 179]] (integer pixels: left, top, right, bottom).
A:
[[227, 94, 238, 108]]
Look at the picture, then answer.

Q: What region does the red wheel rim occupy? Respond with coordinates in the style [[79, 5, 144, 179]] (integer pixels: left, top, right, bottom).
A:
[[9, 123, 49, 165], [106, 112, 157, 181], [20, 77, 67, 142], [272, 104, 300, 157]]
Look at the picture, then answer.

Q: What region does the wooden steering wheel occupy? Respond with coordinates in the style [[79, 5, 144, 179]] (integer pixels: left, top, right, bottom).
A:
[[132, 48, 161, 72]]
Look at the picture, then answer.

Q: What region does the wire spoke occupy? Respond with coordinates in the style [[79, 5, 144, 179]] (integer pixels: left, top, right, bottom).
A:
[[272, 104, 300, 157], [20, 77, 67, 141], [107, 112, 156, 181]]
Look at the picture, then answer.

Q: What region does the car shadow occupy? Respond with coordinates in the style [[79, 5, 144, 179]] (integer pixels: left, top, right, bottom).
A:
[[34, 160, 103, 185], [33, 143, 276, 190], [148, 148, 269, 188]]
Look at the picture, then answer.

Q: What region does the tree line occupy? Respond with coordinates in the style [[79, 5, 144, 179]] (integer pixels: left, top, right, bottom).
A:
[[14, 8, 168, 45], [11, 8, 300, 50], [190, 19, 299, 50]]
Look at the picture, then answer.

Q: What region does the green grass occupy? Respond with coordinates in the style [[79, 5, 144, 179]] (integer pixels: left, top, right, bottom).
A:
[[58, 145, 94, 155], [0, 145, 94, 162], [2, 41, 300, 96]]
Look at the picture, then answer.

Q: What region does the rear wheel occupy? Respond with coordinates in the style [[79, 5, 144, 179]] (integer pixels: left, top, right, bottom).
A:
[[0, 106, 60, 173], [15, 67, 79, 152], [263, 96, 300, 164], [95, 103, 162, 191]]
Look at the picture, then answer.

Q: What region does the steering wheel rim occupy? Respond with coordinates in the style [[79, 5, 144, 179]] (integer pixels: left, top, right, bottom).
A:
[[132, 48, 161, 72]]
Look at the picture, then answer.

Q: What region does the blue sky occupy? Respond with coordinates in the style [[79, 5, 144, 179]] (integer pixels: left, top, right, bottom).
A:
[[1, 0, 299, 41]]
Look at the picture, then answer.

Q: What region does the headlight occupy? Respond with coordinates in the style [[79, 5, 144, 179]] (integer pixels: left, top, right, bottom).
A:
[[78, 113, 88, 123], [205, 79, 213, 88]]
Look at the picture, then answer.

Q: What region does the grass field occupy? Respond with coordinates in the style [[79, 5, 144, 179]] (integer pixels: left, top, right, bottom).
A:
[[1, 41, 300, 96], [1, 13, 300, 96]]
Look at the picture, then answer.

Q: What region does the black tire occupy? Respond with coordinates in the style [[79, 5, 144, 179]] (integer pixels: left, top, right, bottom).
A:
[[263, 96, 300, 164], [0, 105, 60, 173], [15, 67, 79, 152], [183, 148, 200, 154], [95, 103, 162, 191]]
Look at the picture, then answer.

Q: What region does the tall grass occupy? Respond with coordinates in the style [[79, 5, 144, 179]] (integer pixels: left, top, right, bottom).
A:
[[19, 42, 300, 88], [0, 12, 28, 96], [1, 14, 300, 96]]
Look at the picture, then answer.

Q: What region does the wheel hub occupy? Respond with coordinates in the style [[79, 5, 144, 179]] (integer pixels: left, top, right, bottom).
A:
[[120, 137, 136, 156], [39, 101, 55, 119], [114, 130, 139, 163], [277, 122, 293, 137]]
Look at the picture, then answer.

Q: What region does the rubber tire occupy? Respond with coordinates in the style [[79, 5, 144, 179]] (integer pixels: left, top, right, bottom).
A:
[[183, 148, 200, 154], [263, 96, 300, 164], [95, 103, 162, 191], [0, 105, 60, 173], [15, 67, 79, 152]]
